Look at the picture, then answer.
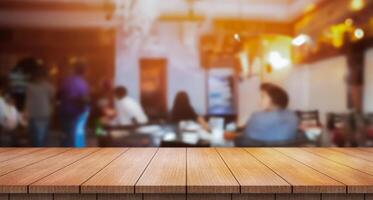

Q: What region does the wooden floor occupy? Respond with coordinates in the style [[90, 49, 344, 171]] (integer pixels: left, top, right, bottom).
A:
[[0, 148, 372, 200]]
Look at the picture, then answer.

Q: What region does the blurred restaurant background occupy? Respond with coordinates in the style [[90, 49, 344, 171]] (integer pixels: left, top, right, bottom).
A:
[[0, 0, 373, 148]]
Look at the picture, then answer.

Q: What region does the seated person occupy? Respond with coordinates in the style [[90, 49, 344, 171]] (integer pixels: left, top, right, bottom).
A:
[[113, 86, 148, 126], [235, 83, 298, 147], [170, 91, 209, 130]]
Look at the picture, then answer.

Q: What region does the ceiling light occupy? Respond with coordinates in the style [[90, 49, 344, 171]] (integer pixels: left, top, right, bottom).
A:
[[268, 51, 290, 70], [292, 34, 310, 46], [354, 28, 365, 40], [345, 18, 354, 26], [234, 33, 240, 42], [350, 0, 365, 11]]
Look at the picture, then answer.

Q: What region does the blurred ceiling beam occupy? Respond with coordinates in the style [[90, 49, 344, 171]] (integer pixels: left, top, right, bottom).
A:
[[0, 0, 114, 12]]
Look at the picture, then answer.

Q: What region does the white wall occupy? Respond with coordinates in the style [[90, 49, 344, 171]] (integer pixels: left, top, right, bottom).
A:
[[237, 77, 261, 126], [304, 56, 349, 121], [115, 22, 207, 115], [364, 48, 373, 113]]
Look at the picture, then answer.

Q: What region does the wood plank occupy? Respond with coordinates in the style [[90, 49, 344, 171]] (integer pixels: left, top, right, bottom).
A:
[[321, 194, 364, 200], [29, 148, 126, 194], [188, 194, 231, 200], [0, 148, 69, 177], [98, 194, 142, 200], [277, 148, 373, 193], [276, 194, 320, 200], [144, 194, 186, 200], [246, 148, 345, 193], [217, 148, 290, 193], [232, 194, 275, 200], [9, 194, 52, 200], [0, 148, 98, 193], [356, 148, 373, 153], [136, 148, 186, 193], [82, 148, 157, 193], [187, 148, 239, 194], [54, 194, 96, 200], [366, 194, 373, 200], [0, 194, 8, 200], [305, 148, 373, 176], [0, 149, 41, 163], [331, 148, 373, 162]]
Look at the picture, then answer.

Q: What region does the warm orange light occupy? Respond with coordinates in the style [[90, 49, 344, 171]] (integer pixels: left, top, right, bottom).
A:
[[345, 18, 354, 27], [350, 0, 365, 11], [304, 3, 316, 13], [329, 24, 348, 48]]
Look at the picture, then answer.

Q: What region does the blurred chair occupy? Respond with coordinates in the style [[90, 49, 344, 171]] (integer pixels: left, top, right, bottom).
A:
[[363, 114, 373, 146], [327, 113, 358, 147], [296, 110, 323, 146]]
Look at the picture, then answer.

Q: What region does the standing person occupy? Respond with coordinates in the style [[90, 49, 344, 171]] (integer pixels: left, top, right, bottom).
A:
[[0, 87, 6, 146], [1, 94, 25, 146], [113, 86, 148, 126], [58, 60, 90, 147], [25, 65, 54, 147], [235, 83, 299, 147]]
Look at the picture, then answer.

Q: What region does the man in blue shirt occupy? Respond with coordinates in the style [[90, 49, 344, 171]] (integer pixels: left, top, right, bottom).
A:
[[235, 83, 299, 147]]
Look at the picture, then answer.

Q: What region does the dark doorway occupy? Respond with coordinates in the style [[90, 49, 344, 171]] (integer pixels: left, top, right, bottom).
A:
[[140, 58, 168, 120]]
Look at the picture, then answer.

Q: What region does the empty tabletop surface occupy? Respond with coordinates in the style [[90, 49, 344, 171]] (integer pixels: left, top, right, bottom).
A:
[[0, 148, 372, 194]]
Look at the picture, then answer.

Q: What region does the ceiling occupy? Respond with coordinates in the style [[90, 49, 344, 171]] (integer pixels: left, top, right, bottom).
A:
[[0, 0, 323, 28]]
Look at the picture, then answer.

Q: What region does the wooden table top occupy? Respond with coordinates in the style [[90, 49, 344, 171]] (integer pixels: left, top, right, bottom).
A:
[[0, 148, 372, 194]]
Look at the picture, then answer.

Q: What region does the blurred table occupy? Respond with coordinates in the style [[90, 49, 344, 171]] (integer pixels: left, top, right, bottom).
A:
[[100, 123, 235, 147]]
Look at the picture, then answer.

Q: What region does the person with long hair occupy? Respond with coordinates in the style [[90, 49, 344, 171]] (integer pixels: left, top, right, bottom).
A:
[[171, 91, 209, 129]]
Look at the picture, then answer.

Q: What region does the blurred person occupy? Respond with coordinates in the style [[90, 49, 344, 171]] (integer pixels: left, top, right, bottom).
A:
[[0, 87, 6, 144], [25, 65, 55, 147], [58, 60, 90, 147], [9, 58, 40, 111], [235, 83, 298, 147], [113, 86, 148, 126], [0, 94, 25, 146], [170, 91, 209, 130]]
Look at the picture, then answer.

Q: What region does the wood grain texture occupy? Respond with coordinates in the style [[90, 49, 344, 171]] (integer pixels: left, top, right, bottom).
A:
[[82, 148, 157, 193], [331, 148, 373, 162], [187, 148, 239, 194], [217, 148, 290, 193], [0, 148, 69, 177], [276, 194, 321, 200], [0, 149, 41, 163], [29, 148, 126, 194], [232, 194, 275, 200], [0, 148, 97, 193], [366, 194, 373, 200], [246, 148, 345, 193], [277, 148, 373, 193], [144, 194, 186, 200], [9, 194, 52, 200], [321, 194, 364, 200], [188, 194, 231, 200], [357, 148, 373, 153], [54, 194, 96, 200], [136, 148, 186, 194], [306, 148, 373, 176], [98, 194, 142, 200]]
